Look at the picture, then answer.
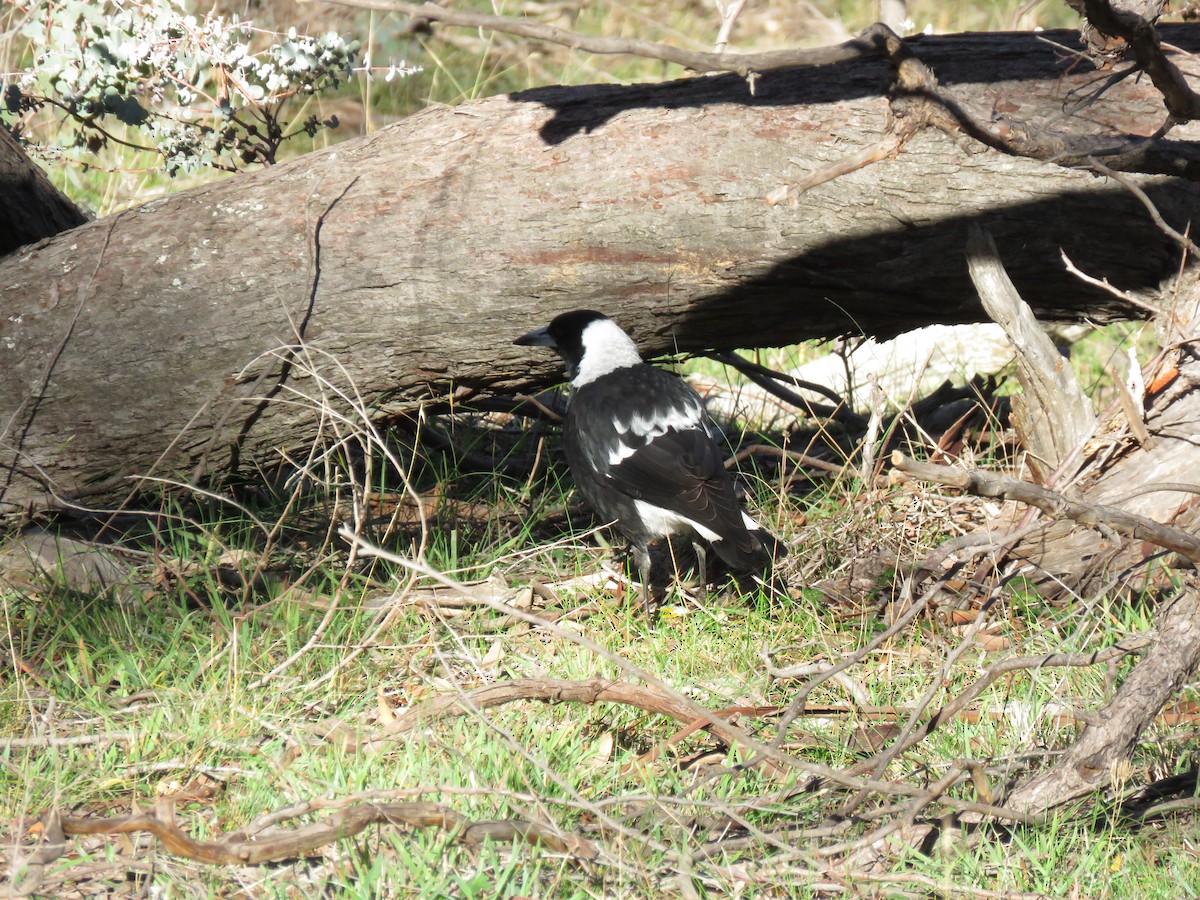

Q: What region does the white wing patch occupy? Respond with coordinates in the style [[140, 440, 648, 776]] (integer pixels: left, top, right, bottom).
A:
[[614, 404, 702, 437], [633, 500, 722, 543], [607, 403, 704, 466], [608, 440, 639, 465]]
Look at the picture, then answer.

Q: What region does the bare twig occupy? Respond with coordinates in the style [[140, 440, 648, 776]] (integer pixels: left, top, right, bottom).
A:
[[766, 133, 905, 205], [1061, 249, 1164, 314], [891, 451, 1200, 564], [712, 0, 748, 55], [726, 443, 848, 477], [0, 732, 143, 750], [316, 0, 893, 78], [1006, 581, 1200, 813], [709, 351, 865, 426], [849, 634, 1155, 779], [386, 676, 712, 734], [345, 529, 1043, 823], [49, 796, 598, 866], [1088, 157, 1200, 258]]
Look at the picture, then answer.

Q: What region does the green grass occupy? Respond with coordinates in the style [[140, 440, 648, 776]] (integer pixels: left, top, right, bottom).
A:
[[4, 387, 1198, 895]]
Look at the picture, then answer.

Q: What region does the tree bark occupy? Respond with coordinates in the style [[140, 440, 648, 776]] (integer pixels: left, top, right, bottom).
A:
[[3, 26, 1200, 521], [0, 128, 88, 256], [1004, 581, 1200, 814]]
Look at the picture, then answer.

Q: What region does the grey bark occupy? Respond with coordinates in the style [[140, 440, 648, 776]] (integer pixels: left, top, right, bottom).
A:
[[3, 27, 1200, 521], [1004, 581, 1200, 814]]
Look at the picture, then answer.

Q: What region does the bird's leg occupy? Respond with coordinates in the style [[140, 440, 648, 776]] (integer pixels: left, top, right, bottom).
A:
[[691, 540, 709, 601], [632, 543, 653, 611]]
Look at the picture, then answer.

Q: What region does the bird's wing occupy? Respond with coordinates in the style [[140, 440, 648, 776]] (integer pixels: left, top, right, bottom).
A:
[[608, 425, 748, 528], [565, 367, 775, 566], [572, 373, 748, 533]]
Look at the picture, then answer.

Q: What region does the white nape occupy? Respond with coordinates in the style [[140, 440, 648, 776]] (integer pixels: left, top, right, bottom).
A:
[[572, 318, 644, 386]]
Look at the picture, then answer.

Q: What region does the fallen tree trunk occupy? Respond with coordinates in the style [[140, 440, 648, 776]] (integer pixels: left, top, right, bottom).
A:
[[0, 128, 89, 256], [3, 26, 1200, 521]]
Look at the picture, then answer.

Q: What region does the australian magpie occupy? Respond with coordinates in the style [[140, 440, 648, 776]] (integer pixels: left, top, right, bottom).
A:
[[515, 309, 785, 602]]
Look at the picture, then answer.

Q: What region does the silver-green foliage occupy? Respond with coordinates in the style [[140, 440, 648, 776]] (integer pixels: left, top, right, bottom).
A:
[[3, 0, 405, 174]]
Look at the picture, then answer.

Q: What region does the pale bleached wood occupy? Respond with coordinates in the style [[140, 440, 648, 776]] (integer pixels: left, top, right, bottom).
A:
[[966, 224, 1097, 484]]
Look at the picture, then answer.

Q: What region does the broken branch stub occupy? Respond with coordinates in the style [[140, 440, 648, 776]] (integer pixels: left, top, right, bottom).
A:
[[966, 223, 1096, 484]]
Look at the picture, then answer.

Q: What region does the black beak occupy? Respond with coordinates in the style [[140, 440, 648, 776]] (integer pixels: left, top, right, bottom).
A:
[[514, 326, 556, 348]]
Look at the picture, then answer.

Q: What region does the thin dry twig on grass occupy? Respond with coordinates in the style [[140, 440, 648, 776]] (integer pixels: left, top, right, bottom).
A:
[[848, 634, 1154, 779], [386, 676, 706, 734], [242, 342, 432, 693], [837, 588, 1007, 819], [620, 704, 786, 774], [765, 569, 954, 750], [346, 530, 1041, 825], [35, 796, 598, 870], [0, 731, 144, 750], [726, 444, 849, 478], [1005, 578, 1200, 813]]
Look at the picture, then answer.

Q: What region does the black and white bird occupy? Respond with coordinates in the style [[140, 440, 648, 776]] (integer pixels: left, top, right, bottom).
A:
[[515, 309, 785, 602]]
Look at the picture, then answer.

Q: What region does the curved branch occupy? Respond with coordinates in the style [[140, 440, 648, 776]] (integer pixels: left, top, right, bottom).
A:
[[387, 675, 708, 734], [52, 797, 598, 866]]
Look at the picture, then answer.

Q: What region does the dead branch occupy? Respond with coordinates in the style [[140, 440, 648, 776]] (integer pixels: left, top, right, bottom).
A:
[[2, 810, 68, 899], [48, 796, 598, 866], [1089, 157, 1200, 257], [847, 634, 1155, 780], [708, 351, 864, 424], [321, 0, 1200, 182], [892, 449, 1200, 814], [1005, 578, 1200, 813], [350, 531, 1040, 823], [878, 25, 1200, 177], [966, 224, 1096, 483], [890, 451, 1200, 564], [768, 574, 948, 748], [765, 133, 906, 204], [317, 0, 891, 78], [1080, 0, 1200, 120], [386, 676, 705, 734]]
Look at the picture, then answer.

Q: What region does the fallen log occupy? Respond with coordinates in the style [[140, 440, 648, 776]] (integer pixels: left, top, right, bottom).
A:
[[3, 26, 1200, 521]]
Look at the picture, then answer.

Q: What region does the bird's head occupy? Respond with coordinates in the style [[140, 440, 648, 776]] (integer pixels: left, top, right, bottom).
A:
[[515, 309, 642, 386]]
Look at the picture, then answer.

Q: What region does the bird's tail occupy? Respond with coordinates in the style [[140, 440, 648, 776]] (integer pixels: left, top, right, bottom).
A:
[[709, 517, 787, 572]]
